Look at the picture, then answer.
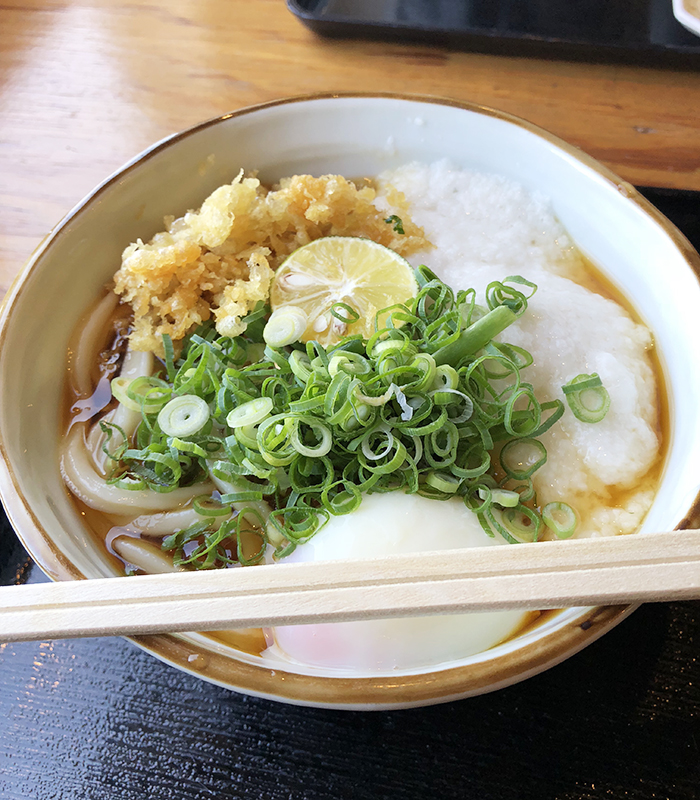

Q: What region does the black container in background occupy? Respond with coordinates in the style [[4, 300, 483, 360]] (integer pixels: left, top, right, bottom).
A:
[[288, 0, 700, 67]]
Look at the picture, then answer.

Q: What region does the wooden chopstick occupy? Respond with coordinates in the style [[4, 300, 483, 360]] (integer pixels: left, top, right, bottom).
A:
[[1, 530, 698, 643]]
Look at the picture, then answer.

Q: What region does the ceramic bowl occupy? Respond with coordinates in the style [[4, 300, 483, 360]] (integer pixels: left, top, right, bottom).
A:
[[1, 94, 699, 710], [673, 0, 700, 38]]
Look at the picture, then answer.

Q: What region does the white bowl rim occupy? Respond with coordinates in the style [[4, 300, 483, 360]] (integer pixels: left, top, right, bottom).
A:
[[673, 0, 700, 38]]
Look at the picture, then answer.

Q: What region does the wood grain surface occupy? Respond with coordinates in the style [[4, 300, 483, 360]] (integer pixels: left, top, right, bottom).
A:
[[1, 0, 699, 297]]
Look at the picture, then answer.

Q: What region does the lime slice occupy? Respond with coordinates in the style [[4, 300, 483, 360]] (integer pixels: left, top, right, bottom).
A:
[[269, 237, 418, 347]]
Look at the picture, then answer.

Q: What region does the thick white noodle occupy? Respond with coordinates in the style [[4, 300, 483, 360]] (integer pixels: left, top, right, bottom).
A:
[[86, 348, 154, 476], [131, 507, 232, 537], [72, 291, 119, 397], [62, 422, 214, 515], [112, 535, 184, 573]]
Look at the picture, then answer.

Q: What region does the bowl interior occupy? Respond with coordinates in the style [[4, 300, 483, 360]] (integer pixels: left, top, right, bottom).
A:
[[1, 95, 699, 707]]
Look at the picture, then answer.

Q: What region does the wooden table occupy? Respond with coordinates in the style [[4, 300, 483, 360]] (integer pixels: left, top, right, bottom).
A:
[[2, 0, 700, 299], [1, 4, 699, 799]]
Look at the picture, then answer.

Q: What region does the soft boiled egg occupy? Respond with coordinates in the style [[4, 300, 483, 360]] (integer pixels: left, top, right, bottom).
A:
[[263, 492, 530, 673]]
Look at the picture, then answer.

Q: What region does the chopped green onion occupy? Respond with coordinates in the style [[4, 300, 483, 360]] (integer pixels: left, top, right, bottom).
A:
[[157, 395, 210, 437], [562, 373, 610, 423], [384, 214, 405, 234], [426, 471, 461, 494], [330, 302, 360, 324], [479, 487, 520, 508], [321, 481, 362, 515], [432, 305, 517, 366], [111, 376, 171, 414], [113, 474, 147, 491], [226, 397, 273, 428], [290, 417, 332, 458], [328, 352, 370, 377], [542, 501, 577, 538], [499, 438, 547, 480], [162, 334, 176, 382], [193, 495, 232, 517], [502, 505, 542, 542], [256, 415, 297, 466], [233, 424, 260, 451], [263, 306, 308, 347], [99, 421, 128, 462], [433, 364, 459, 390], [288, 350, 313, 383], [169, 437, 207, 458]]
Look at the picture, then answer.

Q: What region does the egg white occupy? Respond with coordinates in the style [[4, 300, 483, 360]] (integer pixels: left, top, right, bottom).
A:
[[264, 493, 529, 673]]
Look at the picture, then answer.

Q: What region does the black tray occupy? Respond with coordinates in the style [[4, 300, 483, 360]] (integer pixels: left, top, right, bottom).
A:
[[289, 0, 700, 68]]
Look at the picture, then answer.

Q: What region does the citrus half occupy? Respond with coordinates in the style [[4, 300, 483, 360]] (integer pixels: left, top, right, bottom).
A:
[[269, 237, 418, 348]]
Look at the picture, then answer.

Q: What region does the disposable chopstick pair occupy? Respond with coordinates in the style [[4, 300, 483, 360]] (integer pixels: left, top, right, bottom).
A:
[[1, 529, 698, 643]]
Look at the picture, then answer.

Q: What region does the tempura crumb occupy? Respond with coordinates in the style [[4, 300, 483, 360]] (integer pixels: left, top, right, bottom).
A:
[[113, 171, 430, 354], [213, 248, 274, 338]]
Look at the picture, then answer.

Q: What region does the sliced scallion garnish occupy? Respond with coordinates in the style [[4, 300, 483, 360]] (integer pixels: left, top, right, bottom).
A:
[[499, 438, 547, 480], [263, 306, 308, 347], [111, 376, 172, 414], [226, 397, 273, 429], [479, 487, 520, 508], [157, 395, 210, 437], [542, 501, 577, 539], [502, 505, 542, 542], [193, 495, 232, 517], [562, 373, 611, 423]]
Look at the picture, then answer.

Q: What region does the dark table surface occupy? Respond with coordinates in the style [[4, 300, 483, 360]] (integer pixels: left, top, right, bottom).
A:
[[1, 187, 699, 800]]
